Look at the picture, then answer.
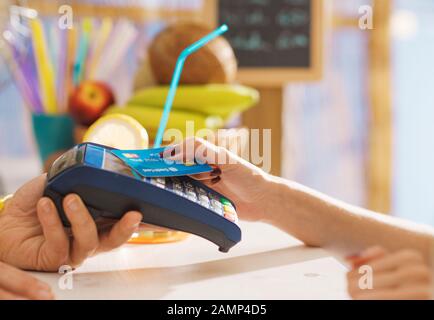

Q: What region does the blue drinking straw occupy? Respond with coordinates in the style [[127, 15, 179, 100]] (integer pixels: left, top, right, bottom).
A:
[[153, 24, 229, 148]]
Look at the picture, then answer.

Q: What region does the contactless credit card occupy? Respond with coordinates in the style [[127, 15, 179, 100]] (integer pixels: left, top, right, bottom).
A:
[[110, 148, 212, 178]]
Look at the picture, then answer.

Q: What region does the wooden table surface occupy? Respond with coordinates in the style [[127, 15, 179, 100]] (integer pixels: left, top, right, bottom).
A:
[[31, 221, 350, 300]]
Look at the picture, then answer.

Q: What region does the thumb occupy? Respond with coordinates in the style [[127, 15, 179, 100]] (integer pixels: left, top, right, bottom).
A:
[[11, 174, 47, 214]]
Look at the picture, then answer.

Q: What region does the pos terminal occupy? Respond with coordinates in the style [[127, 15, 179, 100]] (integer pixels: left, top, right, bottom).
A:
[[44, 143, 241, 252]]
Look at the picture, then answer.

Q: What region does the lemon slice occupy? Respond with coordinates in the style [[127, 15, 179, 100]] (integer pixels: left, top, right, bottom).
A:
[[83, 114, 149, 149]]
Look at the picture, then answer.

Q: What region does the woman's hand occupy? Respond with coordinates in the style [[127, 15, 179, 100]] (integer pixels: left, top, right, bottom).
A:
[[346, 246, 432, 300], [164, 137, 272, 222], [0, 261, 54, 300], [0, 174, 143, 272]]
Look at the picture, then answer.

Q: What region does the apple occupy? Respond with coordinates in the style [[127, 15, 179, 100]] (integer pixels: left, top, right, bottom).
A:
[[69, 81, 115, 126]]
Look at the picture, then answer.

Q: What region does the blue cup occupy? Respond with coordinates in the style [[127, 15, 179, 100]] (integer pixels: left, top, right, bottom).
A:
[[32, 113, 75, 163]]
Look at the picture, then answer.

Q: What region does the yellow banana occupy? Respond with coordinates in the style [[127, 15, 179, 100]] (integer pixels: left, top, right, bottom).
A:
[[105, 105, 224, 139], [128, 84, 259, 118]]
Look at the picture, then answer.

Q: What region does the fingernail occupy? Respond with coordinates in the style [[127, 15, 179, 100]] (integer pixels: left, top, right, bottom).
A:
[[133, 222, 141, 229], [40, 198, 52, 213], [36, 289, 54, 300], [211, 176, 221, 185], [359, 247, 378, 258], [66, 196, 80, 211], [346, 253, 360, 260], [210, 167, 222, 177], [37, 282, 51, 291]]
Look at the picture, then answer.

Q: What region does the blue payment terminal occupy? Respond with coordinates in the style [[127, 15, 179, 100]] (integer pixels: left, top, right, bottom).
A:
[[44, 143, 241, 252]]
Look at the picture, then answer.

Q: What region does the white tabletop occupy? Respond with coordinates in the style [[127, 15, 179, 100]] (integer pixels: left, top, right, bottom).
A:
[[31, 221, 350, 300]]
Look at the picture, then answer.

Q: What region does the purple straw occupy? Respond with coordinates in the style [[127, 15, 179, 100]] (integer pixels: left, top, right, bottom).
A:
[[57, 29, 67, 112], [9, 42, 43, 112], [23, 40, 44, 113]]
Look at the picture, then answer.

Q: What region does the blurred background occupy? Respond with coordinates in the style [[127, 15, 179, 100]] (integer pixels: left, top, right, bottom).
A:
[[0, 0, 433, 227]]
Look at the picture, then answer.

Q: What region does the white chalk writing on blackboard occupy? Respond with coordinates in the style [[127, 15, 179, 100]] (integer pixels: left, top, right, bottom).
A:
[[219, 0, 311, 68]]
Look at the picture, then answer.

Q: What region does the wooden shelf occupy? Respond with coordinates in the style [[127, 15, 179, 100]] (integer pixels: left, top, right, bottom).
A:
[[26, 0, 202, 22]]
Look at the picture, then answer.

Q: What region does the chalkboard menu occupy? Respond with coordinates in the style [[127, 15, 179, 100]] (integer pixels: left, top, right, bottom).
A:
[[218, 0, 313, 68]]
